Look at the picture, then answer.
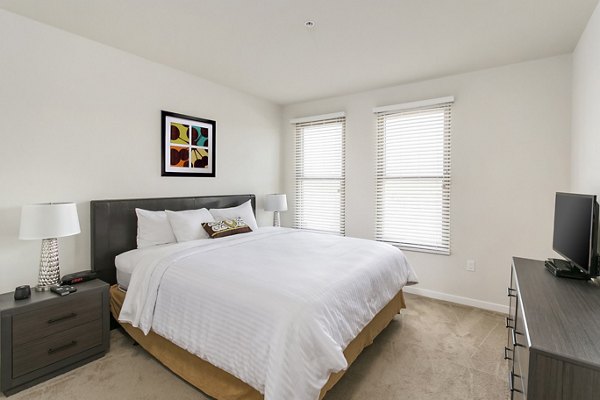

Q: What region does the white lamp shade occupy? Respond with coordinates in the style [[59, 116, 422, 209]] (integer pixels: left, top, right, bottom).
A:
[[19, 203, 81, 240], [264, 194, 288, 212]]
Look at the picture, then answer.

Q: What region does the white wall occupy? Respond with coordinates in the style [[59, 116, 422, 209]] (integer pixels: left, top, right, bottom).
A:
[[0, 10, 282, 293], [572, 2, 600, 194], [282, 56, 572, 309]]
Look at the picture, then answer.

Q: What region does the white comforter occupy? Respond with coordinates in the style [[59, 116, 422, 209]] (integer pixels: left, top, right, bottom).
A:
[[119, 228, 417, 400]]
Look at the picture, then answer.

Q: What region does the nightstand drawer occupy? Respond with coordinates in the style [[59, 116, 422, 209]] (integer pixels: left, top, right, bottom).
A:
[[12, 291, 102, 346], [12, 319, 103, 378]]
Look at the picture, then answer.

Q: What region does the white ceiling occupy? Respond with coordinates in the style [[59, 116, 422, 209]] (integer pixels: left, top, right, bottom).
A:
[[1, 0, 598, 105]]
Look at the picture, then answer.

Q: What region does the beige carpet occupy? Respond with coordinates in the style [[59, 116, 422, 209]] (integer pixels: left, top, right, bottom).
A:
[[2, 293, 510, 399]]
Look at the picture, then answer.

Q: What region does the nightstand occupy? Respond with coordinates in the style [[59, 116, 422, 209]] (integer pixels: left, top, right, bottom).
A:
[[0, 280, 109, 396]]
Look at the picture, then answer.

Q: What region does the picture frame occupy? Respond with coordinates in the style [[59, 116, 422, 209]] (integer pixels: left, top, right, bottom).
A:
[[161, 110, 216, 177]]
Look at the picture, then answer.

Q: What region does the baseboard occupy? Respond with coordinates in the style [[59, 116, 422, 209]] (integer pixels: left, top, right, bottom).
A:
[[403, 286, 509, 314]]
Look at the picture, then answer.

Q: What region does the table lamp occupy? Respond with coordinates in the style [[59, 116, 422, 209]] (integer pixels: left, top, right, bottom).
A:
[[264, 194, 287, 227], [19, 203, 81, 291]]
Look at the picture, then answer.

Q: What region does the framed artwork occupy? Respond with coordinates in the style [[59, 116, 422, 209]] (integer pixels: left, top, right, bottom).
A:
[[161, 110, 216, 177]]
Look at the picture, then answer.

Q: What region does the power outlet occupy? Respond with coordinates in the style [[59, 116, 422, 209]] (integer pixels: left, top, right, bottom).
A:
[[466, 259, 476, 272]]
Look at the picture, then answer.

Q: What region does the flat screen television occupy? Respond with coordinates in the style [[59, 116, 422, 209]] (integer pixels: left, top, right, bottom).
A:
[[552, 192, 599, 276]]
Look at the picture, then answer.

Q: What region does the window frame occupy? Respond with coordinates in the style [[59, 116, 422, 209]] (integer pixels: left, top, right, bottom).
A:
[[374, 97, 453, 255], [292, 113, 346, 235]]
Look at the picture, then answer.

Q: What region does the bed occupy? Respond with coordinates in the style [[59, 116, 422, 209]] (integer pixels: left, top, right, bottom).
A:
[[90, 194, 417, 400]]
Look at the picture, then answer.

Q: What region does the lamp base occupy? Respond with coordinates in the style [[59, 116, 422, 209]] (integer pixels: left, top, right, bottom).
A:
[[35, 284, 58, 292], [38, 238, 61, 288], [273, 211, 281, 227]]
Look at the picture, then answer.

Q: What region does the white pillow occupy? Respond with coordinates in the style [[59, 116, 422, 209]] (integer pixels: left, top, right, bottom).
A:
[[135, 208, 177, 248], [166, 208, 215, 242], [209, 200, 258, 231]]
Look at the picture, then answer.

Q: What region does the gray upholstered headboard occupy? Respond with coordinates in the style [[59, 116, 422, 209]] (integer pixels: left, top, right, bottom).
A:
[[90, 194, 256, 285]]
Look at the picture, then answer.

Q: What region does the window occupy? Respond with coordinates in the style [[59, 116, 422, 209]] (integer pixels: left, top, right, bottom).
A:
[[375, 97, 453, 254], [293, 113, 346, 235]]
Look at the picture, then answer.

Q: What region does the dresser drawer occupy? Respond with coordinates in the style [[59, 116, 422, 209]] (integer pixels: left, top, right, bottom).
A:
[[511, 334, 528, 399], [509, 370, 526, 399], [12, 291, 102, 346], [12, 319, 103, 378], [514, 300, 529, 395], [506, 272, 518, 364]]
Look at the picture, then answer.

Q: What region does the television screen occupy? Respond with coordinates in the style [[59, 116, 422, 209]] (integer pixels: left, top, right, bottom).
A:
[[553, 192, 596, 271]]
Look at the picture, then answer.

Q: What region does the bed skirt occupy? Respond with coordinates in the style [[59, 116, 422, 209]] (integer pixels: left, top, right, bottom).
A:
[[109, 285, 405, 400]]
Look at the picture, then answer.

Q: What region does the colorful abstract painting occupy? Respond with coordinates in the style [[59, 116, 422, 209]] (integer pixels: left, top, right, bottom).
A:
[[162, 111, 216, 177]]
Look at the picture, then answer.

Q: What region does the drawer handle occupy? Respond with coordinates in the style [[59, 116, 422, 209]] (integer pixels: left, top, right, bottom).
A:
[[48, 340, 77, 355], [47, 312, 77, 324], [508, 371, 523, 393], [505, 316, 514, 329], [511, 329, 524, 348], [504, 346, 513, 360], [507, 287, 517, 298]]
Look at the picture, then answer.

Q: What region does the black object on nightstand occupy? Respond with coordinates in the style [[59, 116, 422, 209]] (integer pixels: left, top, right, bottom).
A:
[[50, 285, 77, 297], [13, 286, 30, 301], [0, 279, 109, 396], [61, 270, 98, 285]]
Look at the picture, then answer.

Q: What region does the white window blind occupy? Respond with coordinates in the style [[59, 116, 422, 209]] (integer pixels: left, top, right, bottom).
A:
[[375, 99, 452, 254], [294, 116, 346, 235]]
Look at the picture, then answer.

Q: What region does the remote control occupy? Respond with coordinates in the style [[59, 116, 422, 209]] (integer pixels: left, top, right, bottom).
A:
[[50, 285, 77, 296]]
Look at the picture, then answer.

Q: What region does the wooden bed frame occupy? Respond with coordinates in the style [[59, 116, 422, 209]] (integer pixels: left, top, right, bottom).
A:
[[90, 194, 405, 400]]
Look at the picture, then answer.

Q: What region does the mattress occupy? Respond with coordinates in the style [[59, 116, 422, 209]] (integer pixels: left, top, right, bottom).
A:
[[118, 228, 417, 400], [115, 235, 212, 289], [115, 267, 132, 289]]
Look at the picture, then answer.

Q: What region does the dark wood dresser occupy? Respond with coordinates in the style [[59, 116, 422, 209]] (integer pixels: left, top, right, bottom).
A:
[[506, 257, 600, 399], [0, 280, 109, 396]]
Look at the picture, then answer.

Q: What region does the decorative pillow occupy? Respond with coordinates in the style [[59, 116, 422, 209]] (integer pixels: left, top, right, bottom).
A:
[[202, 217, 252, 238], [209, 200, 258, 231], [166, 208, 215, 242], [135, 208, 177, 248]]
